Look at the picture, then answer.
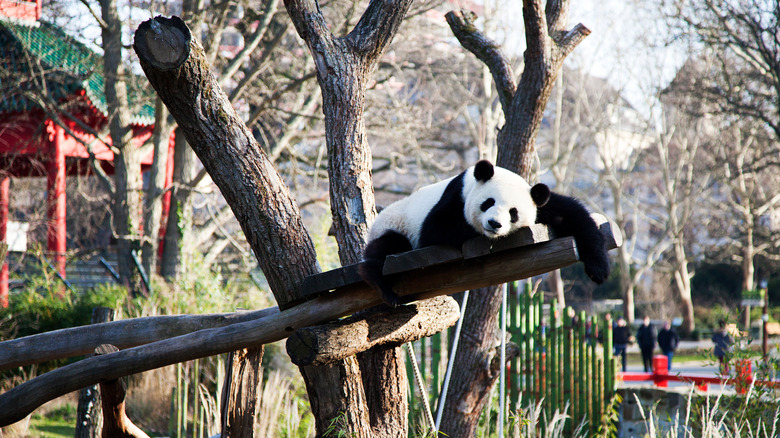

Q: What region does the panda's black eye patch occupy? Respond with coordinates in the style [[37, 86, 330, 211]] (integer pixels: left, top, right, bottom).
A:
[[510, 208, 519, 223], [480, 198, 495, 212]]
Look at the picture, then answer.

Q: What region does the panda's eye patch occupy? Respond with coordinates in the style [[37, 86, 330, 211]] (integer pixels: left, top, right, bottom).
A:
[[480, 198, 495, 212], [510, 208, 519, 223]]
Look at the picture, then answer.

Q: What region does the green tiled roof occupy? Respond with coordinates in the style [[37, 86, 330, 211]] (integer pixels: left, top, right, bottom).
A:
[[0, 19, 155, 126]]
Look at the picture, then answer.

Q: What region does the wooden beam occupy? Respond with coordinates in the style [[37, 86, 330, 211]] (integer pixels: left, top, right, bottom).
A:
[[286, 296, 460, 366], [0, 308, 279, 370], [0, 216, 620, 426]]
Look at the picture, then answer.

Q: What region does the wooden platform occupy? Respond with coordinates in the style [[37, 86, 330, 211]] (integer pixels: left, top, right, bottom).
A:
[[296, 214, 620, 307]]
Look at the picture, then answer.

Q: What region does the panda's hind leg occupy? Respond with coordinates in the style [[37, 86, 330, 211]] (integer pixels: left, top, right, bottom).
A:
[[359, 230, 413, 307]]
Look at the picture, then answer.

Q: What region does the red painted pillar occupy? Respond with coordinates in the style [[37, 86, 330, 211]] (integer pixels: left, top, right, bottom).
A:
[[46, 121, 67, 278], [0, 176, 9, 308], [158, 130, 175, 257], [652, 355, 668, 388]]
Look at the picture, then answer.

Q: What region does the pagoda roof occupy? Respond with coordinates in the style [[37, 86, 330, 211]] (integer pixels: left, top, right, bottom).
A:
[[0, 18, 155, 126]]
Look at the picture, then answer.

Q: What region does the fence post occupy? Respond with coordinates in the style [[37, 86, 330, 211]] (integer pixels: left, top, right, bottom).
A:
[[75, 307, 115, 438], [563, 307, 573, 435], [523, 282, 532, 407], [509, 282, 519, 411], [550, 299, 558, 420]]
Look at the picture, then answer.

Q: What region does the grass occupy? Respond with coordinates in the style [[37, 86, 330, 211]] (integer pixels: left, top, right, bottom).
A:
[[27, 404, 76, 438], [28, 418, 74, 438]]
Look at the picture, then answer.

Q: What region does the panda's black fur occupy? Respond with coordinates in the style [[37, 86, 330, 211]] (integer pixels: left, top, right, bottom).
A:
[[360, 160, 610, 307]]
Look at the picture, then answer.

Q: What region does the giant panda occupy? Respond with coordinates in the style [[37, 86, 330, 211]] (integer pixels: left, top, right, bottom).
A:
[[360, 160, 610, 307]]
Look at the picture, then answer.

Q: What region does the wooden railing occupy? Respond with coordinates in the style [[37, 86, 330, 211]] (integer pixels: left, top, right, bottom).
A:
[[621, 356, 780, 393]]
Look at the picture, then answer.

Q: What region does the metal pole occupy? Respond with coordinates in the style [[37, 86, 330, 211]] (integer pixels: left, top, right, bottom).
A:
[[761, 281, 769, 360], [498, 283, 507, 438], [435, 290, 469, 431]]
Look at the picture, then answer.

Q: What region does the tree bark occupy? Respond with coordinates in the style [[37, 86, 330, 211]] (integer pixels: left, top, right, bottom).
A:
[[100, 0, 144, 295], [141, 98, 171, 277], [96, 344, 150, 438]]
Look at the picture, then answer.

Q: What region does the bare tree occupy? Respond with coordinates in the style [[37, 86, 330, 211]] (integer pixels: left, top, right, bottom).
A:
[[439, 1, 589, 433]]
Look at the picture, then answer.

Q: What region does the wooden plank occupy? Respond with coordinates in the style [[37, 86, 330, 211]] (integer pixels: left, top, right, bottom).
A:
[[383, 245, 463, 275], [461, 224, 551, 259]]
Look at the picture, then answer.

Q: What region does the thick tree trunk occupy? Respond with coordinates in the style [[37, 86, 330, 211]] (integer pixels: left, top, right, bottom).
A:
[[141, 98, 171, 276], [283, 0, 414, 435], [134, 15, 318, 310], [160, 130, 197, 280], [100, 0, 143, 294], [673, 240, 695, 335]]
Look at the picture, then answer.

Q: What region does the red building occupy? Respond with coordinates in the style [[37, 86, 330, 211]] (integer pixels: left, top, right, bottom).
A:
[[0, 0, 172, 306]]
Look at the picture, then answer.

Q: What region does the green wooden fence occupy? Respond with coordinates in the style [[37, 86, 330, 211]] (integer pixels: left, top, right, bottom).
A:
[[408, 281, 618, 436], [508, 281, 617, 435]]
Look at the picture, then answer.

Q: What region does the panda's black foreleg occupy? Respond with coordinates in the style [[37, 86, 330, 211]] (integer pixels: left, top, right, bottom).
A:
[[536, 191, 611, 284], [359, 230, 413, 307]]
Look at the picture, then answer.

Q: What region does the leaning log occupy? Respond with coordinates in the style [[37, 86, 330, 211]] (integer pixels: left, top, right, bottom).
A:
[[287, 296, 460, 366]]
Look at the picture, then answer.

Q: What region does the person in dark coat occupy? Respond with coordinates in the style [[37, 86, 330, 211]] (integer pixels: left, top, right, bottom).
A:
[[612, 316, 631, 372], [712, 320, 733, 375], [636, 315, 656, 372], [657, 320, 679, 370]]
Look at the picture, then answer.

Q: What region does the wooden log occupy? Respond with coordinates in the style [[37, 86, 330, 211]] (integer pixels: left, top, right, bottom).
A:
[[0, 307, 278, 370], [0, 216, 620, 426], [286, 296, 460, 366], [95, 344, 150, 438]]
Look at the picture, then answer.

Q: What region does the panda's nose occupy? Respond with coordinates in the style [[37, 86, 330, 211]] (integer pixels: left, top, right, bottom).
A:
[[488, 219, 502, 230]]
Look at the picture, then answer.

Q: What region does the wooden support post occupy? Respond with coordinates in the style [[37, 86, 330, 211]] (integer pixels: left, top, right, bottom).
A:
[[286, 296, 460, 366], [220, 346, 263, 437], [75, 307, 116, 438], [95, 344, 150, 438]]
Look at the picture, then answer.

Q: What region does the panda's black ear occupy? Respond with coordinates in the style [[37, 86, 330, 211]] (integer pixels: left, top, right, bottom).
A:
[[531, 183, 550, 207], [473, 160, 494, 182]]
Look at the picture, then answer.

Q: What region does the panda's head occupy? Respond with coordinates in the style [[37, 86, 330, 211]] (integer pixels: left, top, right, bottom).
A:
[[464, 160, 550, 238]]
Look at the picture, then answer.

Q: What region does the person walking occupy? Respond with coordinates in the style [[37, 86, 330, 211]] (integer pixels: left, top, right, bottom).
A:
[[712, 320, 733, 375], [636, 315, 656, 372], [612, 316, 630, 372], [657, 320, 679, 370]]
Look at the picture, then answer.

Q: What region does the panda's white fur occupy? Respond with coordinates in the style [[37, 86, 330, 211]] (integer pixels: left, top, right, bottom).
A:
[[367, 164, 537, 248]]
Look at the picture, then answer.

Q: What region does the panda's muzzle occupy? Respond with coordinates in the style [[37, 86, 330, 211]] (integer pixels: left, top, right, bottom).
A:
[[487, 220, 502, 231]]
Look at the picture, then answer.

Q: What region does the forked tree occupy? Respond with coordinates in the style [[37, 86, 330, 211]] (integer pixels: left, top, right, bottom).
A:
[[133, 0, 588, 435]]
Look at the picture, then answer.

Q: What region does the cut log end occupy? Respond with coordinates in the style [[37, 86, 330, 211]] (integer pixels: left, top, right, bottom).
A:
[[133, 16, 191, 71]]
